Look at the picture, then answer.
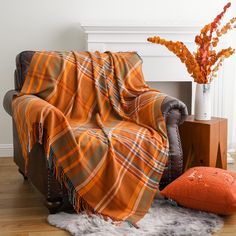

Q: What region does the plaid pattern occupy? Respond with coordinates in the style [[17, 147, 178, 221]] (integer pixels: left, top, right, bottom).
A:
[[12, 51, 169, 224]]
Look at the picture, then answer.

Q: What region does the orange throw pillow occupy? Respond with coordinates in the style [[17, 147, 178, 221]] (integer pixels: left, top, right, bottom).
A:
[[160, 167, 236, 215]]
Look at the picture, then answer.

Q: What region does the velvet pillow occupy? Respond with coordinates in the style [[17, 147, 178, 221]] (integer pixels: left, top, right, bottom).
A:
[[161, 167, 236, 215]]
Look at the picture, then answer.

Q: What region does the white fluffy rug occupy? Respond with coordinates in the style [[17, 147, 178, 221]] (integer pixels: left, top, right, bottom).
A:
[[48, 199, 223, 236]]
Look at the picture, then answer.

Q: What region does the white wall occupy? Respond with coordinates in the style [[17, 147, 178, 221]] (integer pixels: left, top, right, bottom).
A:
[[0, 0, 236, 155]]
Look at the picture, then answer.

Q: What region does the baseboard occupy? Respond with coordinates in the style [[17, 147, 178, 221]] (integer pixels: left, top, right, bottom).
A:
[[0, 144, 13, 157]]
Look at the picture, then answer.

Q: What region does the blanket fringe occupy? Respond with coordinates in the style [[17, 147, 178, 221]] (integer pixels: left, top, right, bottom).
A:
[[26, 123, 142, 228], [22, 123, 45, 174], [70, 182, 139, 228], [47, 150, 139, 227], [23, 116, 144, 229]]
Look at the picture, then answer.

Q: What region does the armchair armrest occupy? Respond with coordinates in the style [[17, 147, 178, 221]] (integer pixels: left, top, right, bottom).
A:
[[130, 91, 188, 188], [161, 96, 188, 157], [160, 96, 188, 189], [9, 94, 69, 161], [3, 90, 20, 116], [161, 96, 188, 125]]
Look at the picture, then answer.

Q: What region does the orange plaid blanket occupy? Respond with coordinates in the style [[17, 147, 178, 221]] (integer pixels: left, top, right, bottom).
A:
[[12, 51, 169, 224]]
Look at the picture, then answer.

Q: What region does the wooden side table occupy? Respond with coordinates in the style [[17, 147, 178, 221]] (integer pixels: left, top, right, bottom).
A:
[[179, 115, 227, 171]]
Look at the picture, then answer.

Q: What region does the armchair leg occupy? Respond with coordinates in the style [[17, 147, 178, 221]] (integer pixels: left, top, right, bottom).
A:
[[18, 168, 28, 180], [45, 197, 74, 214], [45, 198, 63, 214]]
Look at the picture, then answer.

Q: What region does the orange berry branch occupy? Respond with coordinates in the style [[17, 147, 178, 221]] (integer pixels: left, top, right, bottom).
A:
[[147, 2, 236, 84]]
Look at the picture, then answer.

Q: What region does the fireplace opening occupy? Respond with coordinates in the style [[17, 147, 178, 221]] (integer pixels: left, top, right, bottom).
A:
[[147, 81, 192, 113]]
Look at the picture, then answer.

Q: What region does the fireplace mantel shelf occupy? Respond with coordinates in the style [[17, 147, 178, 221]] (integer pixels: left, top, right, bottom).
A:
[[81, 24, 201, 34]]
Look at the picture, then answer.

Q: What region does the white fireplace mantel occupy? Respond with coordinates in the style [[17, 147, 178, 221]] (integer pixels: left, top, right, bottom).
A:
[[81, 24, 224, 115], [82, 24, 200, 58]]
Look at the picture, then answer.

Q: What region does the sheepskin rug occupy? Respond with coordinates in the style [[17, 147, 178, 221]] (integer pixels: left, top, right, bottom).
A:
[[48, 198, 223, 236]]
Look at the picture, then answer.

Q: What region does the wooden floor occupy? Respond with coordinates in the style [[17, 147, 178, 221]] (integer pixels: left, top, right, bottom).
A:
[[0, 157, 236, 236]]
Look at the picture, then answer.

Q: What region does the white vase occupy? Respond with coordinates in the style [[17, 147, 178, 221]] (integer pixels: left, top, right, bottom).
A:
[[194, 83, 211, 121]]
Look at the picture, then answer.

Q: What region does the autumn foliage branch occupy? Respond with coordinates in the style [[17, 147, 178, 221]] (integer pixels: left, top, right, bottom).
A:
[[147, 2, 236, 84]]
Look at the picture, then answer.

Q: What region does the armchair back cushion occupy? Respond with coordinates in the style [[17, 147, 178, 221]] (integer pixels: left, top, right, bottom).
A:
[[15, 51, 34, 90]]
